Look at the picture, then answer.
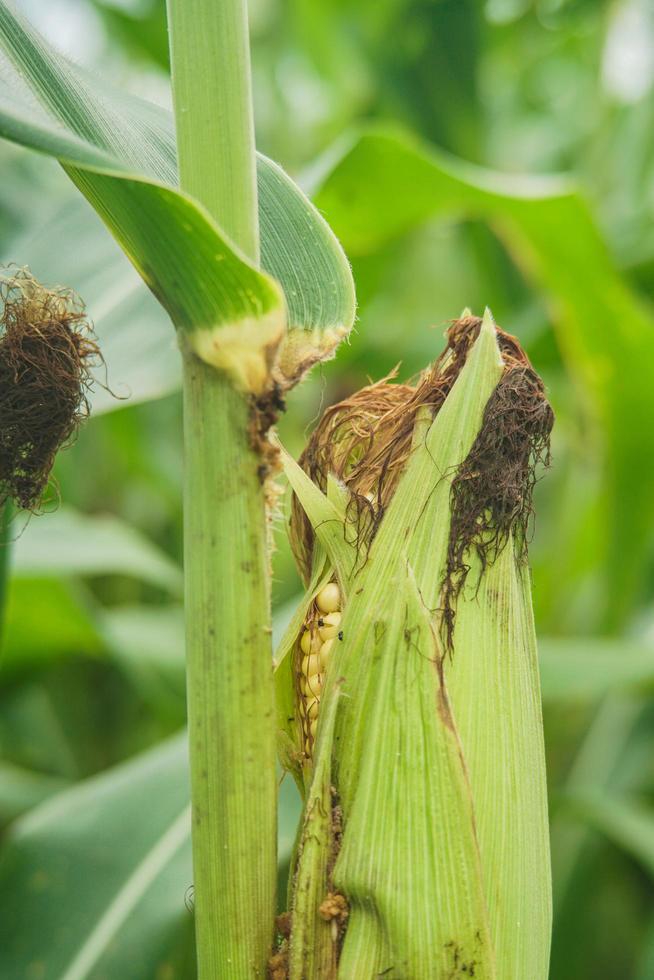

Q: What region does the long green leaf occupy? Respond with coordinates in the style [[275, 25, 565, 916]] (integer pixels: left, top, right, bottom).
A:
[[0, 761, 68, 826], [2, 577, 102, 674]]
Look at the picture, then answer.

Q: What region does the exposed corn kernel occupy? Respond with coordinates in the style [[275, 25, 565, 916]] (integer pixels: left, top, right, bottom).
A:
[[305, 673, 324, 697], [301, 652, 322, 678], [306, 697, 319, 719], [316, 582, 340, 613], [320, 639, 334, 668], [300, 674, 320, 699], [318, 611, 341, 641], [300, 629, 320, 656]]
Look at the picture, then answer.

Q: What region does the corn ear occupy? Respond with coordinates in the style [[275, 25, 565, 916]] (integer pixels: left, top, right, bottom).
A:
[[274, 310, 553, 977]]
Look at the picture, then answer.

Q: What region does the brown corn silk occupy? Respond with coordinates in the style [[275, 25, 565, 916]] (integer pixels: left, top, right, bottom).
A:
[[0, 269, 100, 510], [291, 316, 551, 599]]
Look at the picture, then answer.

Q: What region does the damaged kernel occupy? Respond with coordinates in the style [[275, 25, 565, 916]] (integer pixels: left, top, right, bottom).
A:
[[318, 612, 341, 640]]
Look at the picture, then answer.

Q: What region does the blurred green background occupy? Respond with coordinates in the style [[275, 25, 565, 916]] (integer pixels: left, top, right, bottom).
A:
[[1, 0, 654, 977]]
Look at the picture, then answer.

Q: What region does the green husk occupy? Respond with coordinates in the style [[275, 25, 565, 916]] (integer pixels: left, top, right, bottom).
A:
[[275, 310, 553, 978]]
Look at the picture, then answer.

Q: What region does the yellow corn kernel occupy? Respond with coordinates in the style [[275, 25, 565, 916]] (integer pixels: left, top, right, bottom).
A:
[[305, 697, 319, 719], [305, 673, 323, 697], [309, 718, 318, 739], [300, 628, 320, 656], [320, 639, 334, 668], [318, 611, 341, 641], [302, 652, 322, 678], [316, 582, 340, 614]]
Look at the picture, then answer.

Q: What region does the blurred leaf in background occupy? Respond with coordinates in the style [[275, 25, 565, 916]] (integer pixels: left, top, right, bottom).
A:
[[1, 1, 654, 977]]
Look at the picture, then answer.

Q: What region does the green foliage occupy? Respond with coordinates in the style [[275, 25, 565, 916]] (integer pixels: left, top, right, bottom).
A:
[[0, 735, 194, 980]]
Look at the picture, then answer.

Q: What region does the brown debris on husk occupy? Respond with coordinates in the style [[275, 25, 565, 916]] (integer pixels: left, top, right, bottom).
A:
[[0, 269, 101, 511], [267, 945, 289, 980], [318, 891, 349, 925], [249, 381, 286, 482], [290, 317, 553, 646]]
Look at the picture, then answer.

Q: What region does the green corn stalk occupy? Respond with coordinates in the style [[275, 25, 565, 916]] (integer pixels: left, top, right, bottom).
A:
[[275, 310, 553, 977], [165, 1, 280, 975]]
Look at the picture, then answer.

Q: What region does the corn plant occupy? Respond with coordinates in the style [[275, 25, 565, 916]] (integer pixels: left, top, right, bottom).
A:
[[0, 1, 555, 977]]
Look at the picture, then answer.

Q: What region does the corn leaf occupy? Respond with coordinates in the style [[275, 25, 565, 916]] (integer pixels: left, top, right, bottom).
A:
[[276, 445, 354, 588], [2, 577, 103, 674], [0, 728, 303, 980], [444, 550, 551, 978], [12, 507, 182, 595], [539, 637, 654, 702], [370, 318, 550, 976], [0, 761, 68, 826], [638, 924, 654, 980], [0, 2, 355, 389], [331, 562, 494, 977]]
